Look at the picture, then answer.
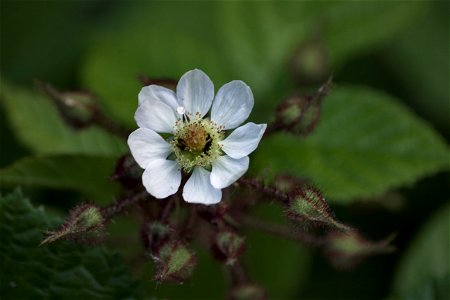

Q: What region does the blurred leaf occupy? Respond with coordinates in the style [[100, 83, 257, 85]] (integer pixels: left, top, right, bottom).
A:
[[0, 1, 95, 85], [251, 86, 449, 203], [390, 202, 450, 299], [0, 155, 119, 202], [217, 1, 424, 114], [0, 189, 143, 299], [82, 2, 423, 126], [0, 79, 127, 156], [82, 2, 228, 127], [321, 1, 425, 68], [383, 2, 449, 135]]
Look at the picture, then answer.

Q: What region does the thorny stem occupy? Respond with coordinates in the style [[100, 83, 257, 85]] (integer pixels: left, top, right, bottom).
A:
[[230, 261, 249, 286], [101, 190, 149, 221], [237, 177, 289, 203], [235, 213, 326, 247]]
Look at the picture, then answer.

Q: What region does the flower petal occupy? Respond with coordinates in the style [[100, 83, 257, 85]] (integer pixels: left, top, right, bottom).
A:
[[127, 128, 172, 169], [176, 69, 214, 118], [135, 98, 177, 133], [221, 122, 267, 159], [142, 159, 181, 199], [210, 155, 249, 189], [211, 81, 254, 130], [183, 167, 222, 205], [138, 85, 180, 111]]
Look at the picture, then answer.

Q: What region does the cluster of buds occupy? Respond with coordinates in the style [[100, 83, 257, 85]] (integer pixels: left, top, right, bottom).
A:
[[39, 76, 394, 298]]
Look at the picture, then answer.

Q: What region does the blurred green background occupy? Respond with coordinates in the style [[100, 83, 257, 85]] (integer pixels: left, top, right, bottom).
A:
[[0, 1, 448, 299]]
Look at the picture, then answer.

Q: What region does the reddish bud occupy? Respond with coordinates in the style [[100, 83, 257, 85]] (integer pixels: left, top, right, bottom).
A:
[[41, 203, 104, 245], [154, 242, 196, 284], [285, 185, 350, 231], [36, 81, 99, 129], [273, 79, 332, 136]]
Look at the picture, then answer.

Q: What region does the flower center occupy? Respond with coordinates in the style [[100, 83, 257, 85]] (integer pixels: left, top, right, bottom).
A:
[[180, 123, 208, 153], [171, 118, 223, 172]]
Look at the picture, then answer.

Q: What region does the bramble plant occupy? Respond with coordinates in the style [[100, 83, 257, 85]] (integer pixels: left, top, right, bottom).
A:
[[1, 2, 448, 299], [33, 70, 396, 296]]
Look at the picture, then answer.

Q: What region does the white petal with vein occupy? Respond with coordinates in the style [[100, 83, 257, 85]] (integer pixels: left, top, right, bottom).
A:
[[211, 155, 249, 189], [142, 159, 181, 199], [127, 128, 172, 169], [176, 69, 214, 118], [221, 123, 267, 159], [135, 99, 177, 133], [211, 81, 254, 130], [138, 85, 180, 111], [183, 167, 221, 205]]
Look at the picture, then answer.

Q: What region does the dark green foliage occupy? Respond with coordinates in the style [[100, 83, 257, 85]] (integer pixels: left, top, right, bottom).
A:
[[0, 189, 143, 299]]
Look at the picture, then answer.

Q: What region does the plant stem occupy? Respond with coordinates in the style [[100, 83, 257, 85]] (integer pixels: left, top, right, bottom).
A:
[[235, 213, 326, 247], [101, 190, 149, 221], [238, 177, 289, 203], [230, 261, 249, 286]]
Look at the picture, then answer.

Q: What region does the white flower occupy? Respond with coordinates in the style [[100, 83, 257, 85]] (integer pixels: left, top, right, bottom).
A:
[[128, 69, 266, 205]]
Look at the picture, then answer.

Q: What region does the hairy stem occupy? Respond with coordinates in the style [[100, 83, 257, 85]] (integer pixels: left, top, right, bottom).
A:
[[235, 213, 326, 247], [238, 177, 289, 203], [101, 190, 149, 221]]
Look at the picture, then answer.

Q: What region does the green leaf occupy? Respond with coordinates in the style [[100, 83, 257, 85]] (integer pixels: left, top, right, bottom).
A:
[[0, 189, 143, 299], [0, 79, 127, 156], [251, 86, 449, 202], [390, 202, 450, 299], [0, 155, 120, 202]]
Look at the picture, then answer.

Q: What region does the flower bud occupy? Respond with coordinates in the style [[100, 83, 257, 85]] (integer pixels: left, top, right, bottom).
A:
[[229, 284, 267, 300], [41, 203, 104, 245], [154, 242, 196, 284], [285, 186, 350, 231], [274, 79, 332, 136], [325, 230, 395, 269], [212, 231, 246, 266], [37, 81, 99, 129]]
